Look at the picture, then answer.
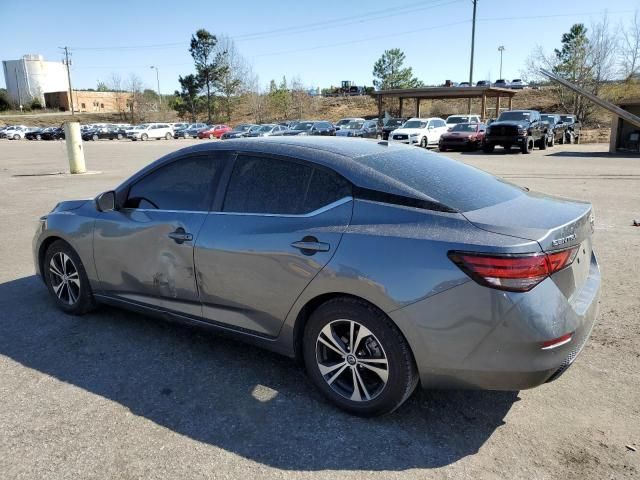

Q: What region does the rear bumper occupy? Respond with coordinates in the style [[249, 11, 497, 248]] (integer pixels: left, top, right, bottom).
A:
[[390, 252, 601, 390]]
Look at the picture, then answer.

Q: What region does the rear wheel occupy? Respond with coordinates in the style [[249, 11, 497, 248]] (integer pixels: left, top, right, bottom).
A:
[[92, 134, 99, 141], [141, 133, 148, 141], [165, 132, 172, 140], [13, 134, 20, 140], [521, 136, 534, 154], [117, 133, 123, 140], [539, 135, 547, 150], [548, 134, 555, 147], [303, 298, 418, 417], [36, 134, 42, 140], [420, 137, 428, 148], [44, 240, 96, 315]]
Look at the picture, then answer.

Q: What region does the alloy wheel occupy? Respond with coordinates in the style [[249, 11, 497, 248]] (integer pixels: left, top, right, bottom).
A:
[[315, 319, 389, 402], [49, 252, 80, 305]]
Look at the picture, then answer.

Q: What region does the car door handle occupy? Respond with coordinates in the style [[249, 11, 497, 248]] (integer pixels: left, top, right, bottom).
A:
[[168, 228, 193, 244], [291, 239, 330, 254]]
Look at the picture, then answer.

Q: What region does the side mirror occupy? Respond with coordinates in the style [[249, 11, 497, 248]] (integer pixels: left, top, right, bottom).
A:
[[428, 125, 434, 130], [96, 191, 117, 212]]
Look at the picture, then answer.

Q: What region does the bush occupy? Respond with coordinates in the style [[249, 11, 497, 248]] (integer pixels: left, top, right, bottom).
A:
[[30, 99, 43, 110]]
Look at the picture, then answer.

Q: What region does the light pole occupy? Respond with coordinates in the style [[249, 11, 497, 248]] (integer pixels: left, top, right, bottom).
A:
[[150, 66, 161, 107], [498, 46, 505, 80]]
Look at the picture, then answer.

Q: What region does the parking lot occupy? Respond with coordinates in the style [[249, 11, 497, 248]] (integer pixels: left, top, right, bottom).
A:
[[0, 139, 638, 479]]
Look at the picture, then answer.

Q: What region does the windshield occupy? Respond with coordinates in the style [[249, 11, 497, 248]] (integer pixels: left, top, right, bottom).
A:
[[402, 120, 427, 129], [498, 111, 530, 122], [248, 125, 262, 132], [336, 119, 353, 126], [235, 124, 252, 131], [258, 125, 275, 132], [541, 115, 555, 123], [451, 124, 478, 132], [385, 119, 404, 127], [355, 149, 523, 212], [447, 116, 470, 124], [293, 122, 314, 131], [344, 122, 364, 130]]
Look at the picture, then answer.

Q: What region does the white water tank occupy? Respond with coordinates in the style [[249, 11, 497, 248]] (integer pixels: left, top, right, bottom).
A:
[[2, 54, 69, 107]]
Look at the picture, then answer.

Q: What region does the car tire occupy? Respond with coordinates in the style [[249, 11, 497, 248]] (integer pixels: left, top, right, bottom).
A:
[[559, 132, 565, 144], [483, 143, 495, 153], [44, 240, 96, 315], [36, 134, 42, 140], [420, 137, 428, 148], [165, 133, 172, 140], [548, 134, 555, 147], [539, 135, 547, 150], [439, 146, 447, 152], [521, 136, 534, 154], [92, 134, 99, 141], [117, 133, 123, 140], [141, 133, 148, 141], [13, 134, 20, 140], [303, 297, 418, 417]]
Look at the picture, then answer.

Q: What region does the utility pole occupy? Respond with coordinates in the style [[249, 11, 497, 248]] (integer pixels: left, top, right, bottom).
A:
[[61, 47, 74, 116], [468, 0, 478, 114], [150, 66, 161, 109], [498, 45, 505, 80]]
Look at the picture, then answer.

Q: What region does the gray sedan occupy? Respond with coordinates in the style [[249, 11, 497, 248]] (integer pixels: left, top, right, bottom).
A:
[[33, 137, 600, 416]]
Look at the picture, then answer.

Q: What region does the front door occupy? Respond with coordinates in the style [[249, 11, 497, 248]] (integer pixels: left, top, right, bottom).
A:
[[93, 154, 222, 314], [195, 154, 353, 337]]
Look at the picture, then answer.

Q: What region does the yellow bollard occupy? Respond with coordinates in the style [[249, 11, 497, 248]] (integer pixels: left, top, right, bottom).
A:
[[63, 121, 86, 174]]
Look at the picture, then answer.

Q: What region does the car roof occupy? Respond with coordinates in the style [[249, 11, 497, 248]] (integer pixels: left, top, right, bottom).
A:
[[120, 137, 463, 207]]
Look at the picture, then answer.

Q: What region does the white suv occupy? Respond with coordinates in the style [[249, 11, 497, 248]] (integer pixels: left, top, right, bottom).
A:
[[126, 123, 174, 141], [388, 117, 448, 148], [445, 114, 481, 130], [4, 125, 33, 140]]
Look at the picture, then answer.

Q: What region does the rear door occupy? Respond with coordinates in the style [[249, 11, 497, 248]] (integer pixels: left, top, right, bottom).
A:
[[93, 153, 224, 314], [195, 153, 353, 336]]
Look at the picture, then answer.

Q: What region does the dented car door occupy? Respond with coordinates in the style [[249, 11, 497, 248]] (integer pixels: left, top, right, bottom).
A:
[[93, 154, 221, 315]]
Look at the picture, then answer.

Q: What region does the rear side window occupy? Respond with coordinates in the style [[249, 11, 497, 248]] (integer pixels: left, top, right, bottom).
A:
[[125, 155, 218, 211], [223, 155, 351, 215]]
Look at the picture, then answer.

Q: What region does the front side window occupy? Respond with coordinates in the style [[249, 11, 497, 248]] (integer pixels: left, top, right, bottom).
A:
[[223, 156, 351, 215], [125, 155, 218, 211]]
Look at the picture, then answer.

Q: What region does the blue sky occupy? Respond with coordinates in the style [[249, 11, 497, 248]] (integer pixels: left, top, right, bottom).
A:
[[1, 0, 637, 93]]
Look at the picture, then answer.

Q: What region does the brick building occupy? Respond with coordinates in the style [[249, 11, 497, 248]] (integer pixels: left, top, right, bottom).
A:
[[44, 90, 131, 113]]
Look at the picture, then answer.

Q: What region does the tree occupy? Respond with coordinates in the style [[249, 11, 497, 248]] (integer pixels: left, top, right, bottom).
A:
[[96, 81, 109, 92], [0, 88, 10, 111], [215, 35, 248, 121], [190, 28, 226, 122], [126, 73, 145, 123], [173, 74, 203, 122], [372, 49, 423, 90], [107, 73, 126, 119], [620, 11, 640, 81], [268, 76, 292, 119], [245, 70, 268, 123]]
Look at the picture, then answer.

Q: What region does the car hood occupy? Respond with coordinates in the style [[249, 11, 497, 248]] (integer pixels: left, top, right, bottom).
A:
[[52, 199, 89, 212], [489, 120, 531, 129], [282, 130, 307, 135], [391, 128, 425, 135], [441, 131, 476, 139]]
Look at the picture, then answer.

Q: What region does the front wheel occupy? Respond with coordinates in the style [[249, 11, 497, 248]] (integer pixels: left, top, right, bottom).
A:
[[303, 298, 418, 417], [92, 134, 99, 141], [44, 240, 96, 315], [539, 135, 547, 150], [165, 132, 172, 140], [548, 134, 555, 147], [483, 143, 495, 153], [521, 136, 534, 154], [419, 137, 428, 148], [141, 133, 148, 141]]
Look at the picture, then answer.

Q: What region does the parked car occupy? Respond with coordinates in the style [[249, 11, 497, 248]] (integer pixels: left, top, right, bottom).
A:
[[25, 128, 48, 140], [445, 114, 481, 130], [510, 79, 528, 89], [176, 123, 208, 139], [198, 124, 232, 140], [127, 123, 174, 141], [381, 118, 406, 140], [3, 125, 33, 140], [540, 114, 566, 147], [493, 79, 510, 88], [83, 126, 127, 141], [439, 122, 487, 151], [170, 123, 189, 132], [41, 127, 65, 141], [245, 124, 288, 137], [335, 117, 365, 130], [280, 121, 336, 136], [34, 137, 601, 416], [221, 124, 259, 140], [388, 117, 448, 148], [559, 115, 581, 144], [483, 110, 546, 153], [476, 80, 490, 87], [336, 120, 379, 138], [457, 82, 471, 87]]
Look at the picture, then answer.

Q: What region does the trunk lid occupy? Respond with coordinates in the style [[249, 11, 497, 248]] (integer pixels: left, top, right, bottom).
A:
[[462, 191, 594, 298]]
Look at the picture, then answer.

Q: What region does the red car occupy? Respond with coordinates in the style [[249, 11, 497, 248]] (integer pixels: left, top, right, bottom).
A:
[[439, 122, 486, 151], [198, 124, 231, 139]]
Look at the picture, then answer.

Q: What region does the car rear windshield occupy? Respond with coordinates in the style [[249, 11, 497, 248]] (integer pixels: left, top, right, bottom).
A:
[[451, 124, 478, 132], [354, 149, 523, 212], [386, 119, 404, 127], [447, 116, 470, 124]]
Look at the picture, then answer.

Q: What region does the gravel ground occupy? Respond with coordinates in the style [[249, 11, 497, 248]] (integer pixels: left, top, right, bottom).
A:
[[0, 138, 638, 480]]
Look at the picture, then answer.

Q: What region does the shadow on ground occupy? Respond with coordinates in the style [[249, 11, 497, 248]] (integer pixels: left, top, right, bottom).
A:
[[0, 275, 518, 471]]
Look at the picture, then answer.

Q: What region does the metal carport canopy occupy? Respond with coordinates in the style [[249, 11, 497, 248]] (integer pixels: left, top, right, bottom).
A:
[[371, 86, 516, 120]]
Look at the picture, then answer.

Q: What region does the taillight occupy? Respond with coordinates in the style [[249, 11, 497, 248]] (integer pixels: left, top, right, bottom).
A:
[[448, 247, 578, 292]]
